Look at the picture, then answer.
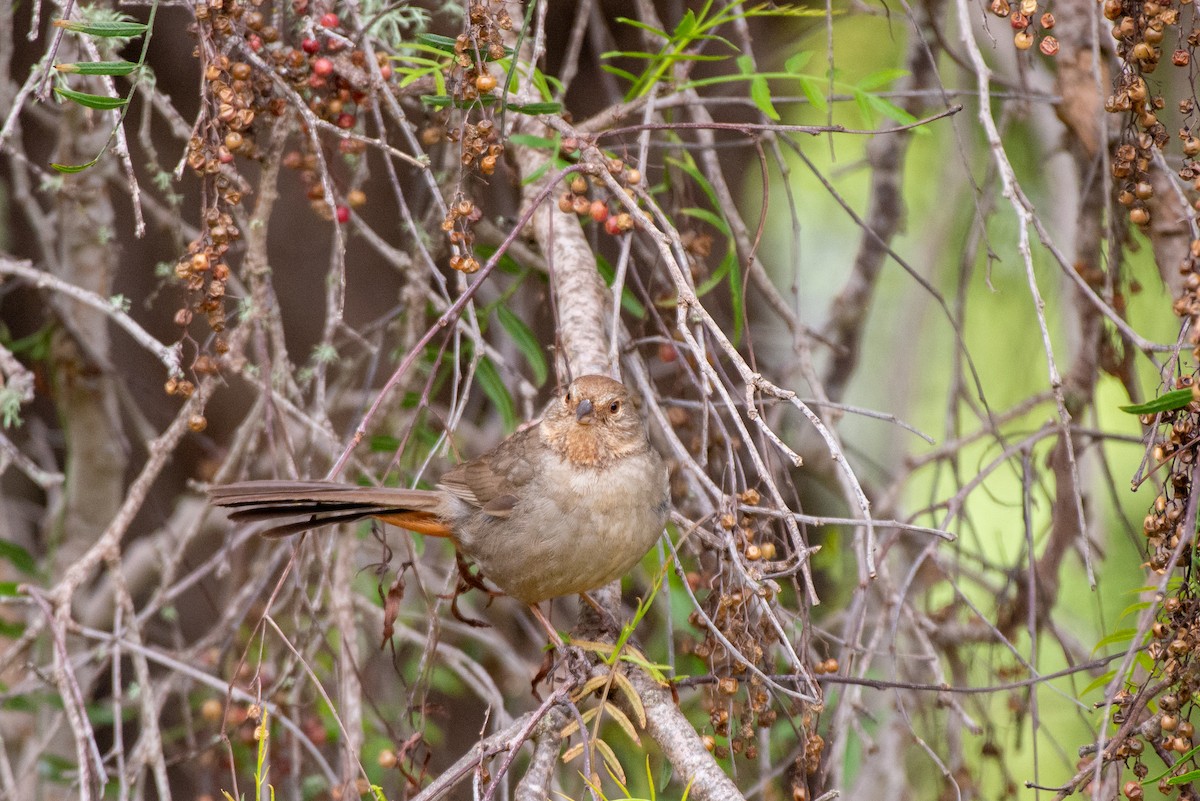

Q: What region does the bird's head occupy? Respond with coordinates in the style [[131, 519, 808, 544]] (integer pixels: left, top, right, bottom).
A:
[[543, 375, 648, 467]]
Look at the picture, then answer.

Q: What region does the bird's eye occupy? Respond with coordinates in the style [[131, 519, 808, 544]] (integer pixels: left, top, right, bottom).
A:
[[565, 391, 572, 403], [609, 400, 621, 414]]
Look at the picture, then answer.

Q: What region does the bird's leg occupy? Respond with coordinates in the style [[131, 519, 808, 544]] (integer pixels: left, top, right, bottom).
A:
[[528, 603, 565, 648], [528, 604, 592, 690]]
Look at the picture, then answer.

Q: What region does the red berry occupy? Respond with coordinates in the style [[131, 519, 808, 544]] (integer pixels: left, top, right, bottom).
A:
[[312, 57, 333, 77], [589, 200, 609, 223], [248, 34, 263, 52], [319, 12, 339, 28], [336, 112, 355, 129], [301, 37, 321, 54], [307, 74, 326, 89], [378, 63, 392, 80], [335, 205, 350, 223], [604, 215, 621, 236]]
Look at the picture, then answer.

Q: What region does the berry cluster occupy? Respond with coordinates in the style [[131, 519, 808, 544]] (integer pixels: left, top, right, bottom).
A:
[[988, 0, 1059, 56], [555, 159, 643, 237], [683, 489, 796, 767], [434, 1, 514, 272], [174, 0, 408, 392]]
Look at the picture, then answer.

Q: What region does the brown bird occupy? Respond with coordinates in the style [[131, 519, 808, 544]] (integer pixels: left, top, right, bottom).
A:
[[209, 375, 669, 620]]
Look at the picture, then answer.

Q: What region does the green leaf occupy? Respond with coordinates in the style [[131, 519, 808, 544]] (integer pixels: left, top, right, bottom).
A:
[[369, 435, 401, 453], [1077, 670, 1116, 699], [613, 16, 669, 39], [738, 55, 779, 121], [1120, 389, 1194, 414], [54, 87, 128, 110], [54, 19, 148, 37], [496, 306, 548, 387], [505, 101, 562, 115], [595, 256, 646, 319], [475, 357, 516, 432], [0, 540, 35, 575], [728, 250, 744, 344], [519, 160, 553, 187], [600, 64, 641, 83], [507, 133, 558, 150], [672, 9, 698, 40], [55, 60, 138, 76], [665, 154, 721, 213], [862, 92, 920, 127], [0, 582, 21, 596], [1119, 600, 1153, 620], [796, 75, 827, 112], [1168, 769, 1200, 786], [474, 244, 528, 277], [414, 33, 458, 54], [681, 206, 731, 236], [853, 88, 874, 127], [784, 51, 813, 74], [856, 68, 910, 91], [414, 32, 511, 61], [1091, 628, 1137, 655], [51, 157, 102, 173]]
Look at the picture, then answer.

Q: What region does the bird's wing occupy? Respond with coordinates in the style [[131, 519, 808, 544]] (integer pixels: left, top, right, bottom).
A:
[[438, 425, 540, 516]]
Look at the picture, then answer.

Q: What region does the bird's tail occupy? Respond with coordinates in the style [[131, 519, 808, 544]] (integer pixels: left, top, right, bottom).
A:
[[208, 480, 451, 538]]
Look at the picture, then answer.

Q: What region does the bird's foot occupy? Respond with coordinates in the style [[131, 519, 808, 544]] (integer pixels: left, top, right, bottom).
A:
[[531, 642, 592, 698]]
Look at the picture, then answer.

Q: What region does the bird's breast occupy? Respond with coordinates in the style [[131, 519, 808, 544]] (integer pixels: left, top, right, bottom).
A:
[[455, 448, 669, 603]]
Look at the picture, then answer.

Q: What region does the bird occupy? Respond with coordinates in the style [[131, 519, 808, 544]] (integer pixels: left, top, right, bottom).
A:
[[209, 375, 670, 632]]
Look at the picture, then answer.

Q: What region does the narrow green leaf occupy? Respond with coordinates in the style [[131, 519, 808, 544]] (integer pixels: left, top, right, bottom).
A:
[[507, 133, 558, 150], [784, 51, 813, 73], [51, 157, 102, 173], [1168, 769, 1200, 786], [0, 581, 22, 596], [739, 55, 779, 121], [695, 249, 732, 297], [520, 160, 551, 187], [505, 101, 562, 115], [613, 16, 669, 39], [497, 306, 548, 387], [600, 65, 641, 83], [796, 75, 827, 111], [1119, 600, 1153, 620], [415, 33, 458, 54], [728, 249, 744, 345], [600, 49, 667, 62], [475, 357, 516, 432], [680, 206, 731, 236], [369, 435, 401, 453], [54, 19, 148, 37], [853, 88, 874, 127], [856, 68, 910, 91], [473, 244, 528, 277], [0, 540, 35, 574], [1091, 628, 1137, 654], [56, 60, 138, 76], [595, 256, 646, 319], [1077, 669, 1116, 699], [863, 93, 920, 127], [665, 154, 721, 213], [54, 87, 128, 110], [1120, 389, 1194, 415]]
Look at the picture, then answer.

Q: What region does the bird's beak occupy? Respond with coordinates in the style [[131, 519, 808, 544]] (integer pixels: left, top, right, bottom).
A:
[[575, 398, 594, 424]]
